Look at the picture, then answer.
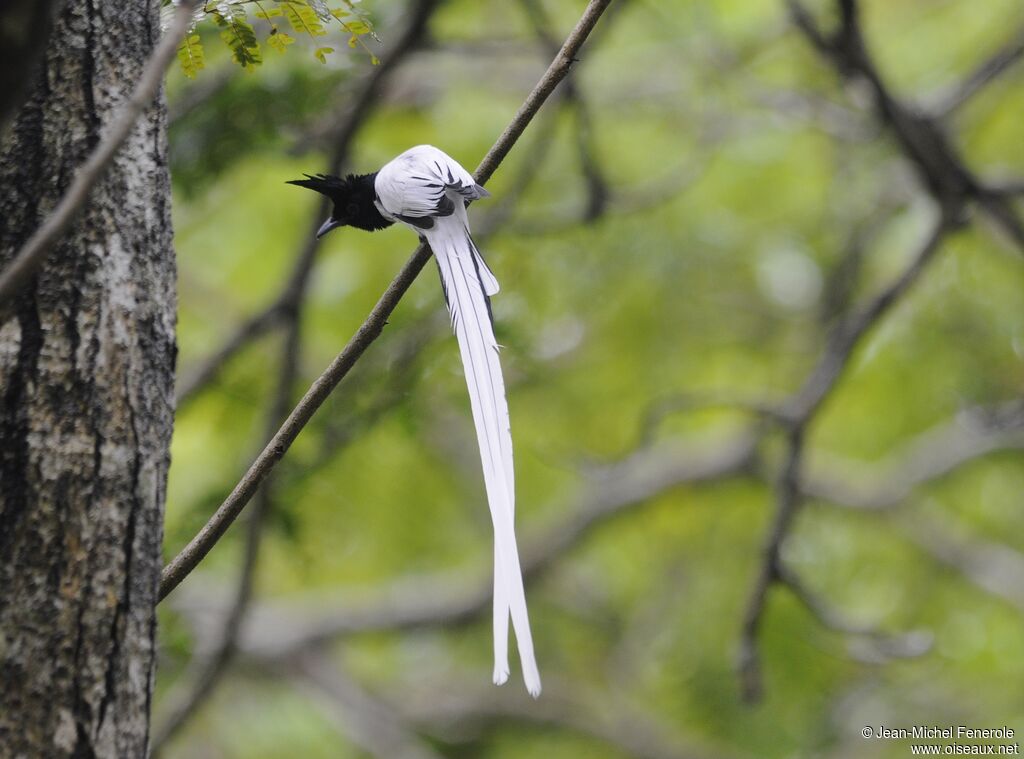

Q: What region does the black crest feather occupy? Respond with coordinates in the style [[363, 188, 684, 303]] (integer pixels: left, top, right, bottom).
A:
[[286, 171, 392, 233], [286, 173, 354, 202]]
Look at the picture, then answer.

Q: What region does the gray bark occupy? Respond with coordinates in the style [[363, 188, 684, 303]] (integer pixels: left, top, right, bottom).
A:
[[0, 1, 175, 756]]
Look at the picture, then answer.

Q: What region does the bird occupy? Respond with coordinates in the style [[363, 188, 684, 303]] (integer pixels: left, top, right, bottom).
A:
[[288, 145, 541, 697]]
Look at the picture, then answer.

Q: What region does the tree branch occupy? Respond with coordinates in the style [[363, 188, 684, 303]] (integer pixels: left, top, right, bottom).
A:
[[738, 214, 950, 702], [787, 0, 1024, 252], [785, 216, 950, 422], [738, 426, 803, 702], [0, 0, 200, 312], [175, 301, 285, 405], [154, 2, 447, 740], [776, 564, 932, 664], [289, 651, 446, 759], [158, 0, 618, 603], [803, 400, 1024, 510], [901, 516, 1024, 615], [519, 0, 610, 221]]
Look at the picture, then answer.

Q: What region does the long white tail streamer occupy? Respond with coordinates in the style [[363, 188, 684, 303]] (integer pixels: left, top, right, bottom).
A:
[[425, 212, 541, 697]]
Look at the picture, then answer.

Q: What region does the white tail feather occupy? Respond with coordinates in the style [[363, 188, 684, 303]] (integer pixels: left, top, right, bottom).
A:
[[427, 215, 541, 697]]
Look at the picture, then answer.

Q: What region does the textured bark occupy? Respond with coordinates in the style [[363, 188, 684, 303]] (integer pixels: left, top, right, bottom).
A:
[[0, 1, 175, 756]]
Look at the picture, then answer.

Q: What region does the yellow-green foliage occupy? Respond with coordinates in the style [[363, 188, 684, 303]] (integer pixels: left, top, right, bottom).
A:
[[176, 34, 205, 79], [180, 0, 376, 75]]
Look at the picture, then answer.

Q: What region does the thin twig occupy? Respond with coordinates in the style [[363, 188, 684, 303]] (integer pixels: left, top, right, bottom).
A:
[[901, 516, 1024, 614], [0, 0, 200, 311], [784, 216, 950, 422], [158, 0, 617, 603], [931, 22, 1024, 117], [737, 425, 803, 702], [777, 564, 932, 664], [175, 302, 285, 404]]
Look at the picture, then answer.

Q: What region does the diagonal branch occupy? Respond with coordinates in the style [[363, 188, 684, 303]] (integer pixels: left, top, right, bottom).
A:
[[738, 426, 803, 702], [158, 0, 618, 603], [0, 0, 200, 312], [900, 516, 1024, 615], [175, 300, 285, 405]]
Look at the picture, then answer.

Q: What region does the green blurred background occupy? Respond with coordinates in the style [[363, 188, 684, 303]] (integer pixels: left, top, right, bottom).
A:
[[157, 0, 1024, 756]]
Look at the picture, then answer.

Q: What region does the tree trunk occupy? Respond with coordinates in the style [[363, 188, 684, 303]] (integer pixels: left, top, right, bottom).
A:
[[0, 1, 175, 756]]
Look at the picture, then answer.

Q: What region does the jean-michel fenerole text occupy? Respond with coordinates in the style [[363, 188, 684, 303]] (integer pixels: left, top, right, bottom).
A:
[[874, 726, 1016, 740]]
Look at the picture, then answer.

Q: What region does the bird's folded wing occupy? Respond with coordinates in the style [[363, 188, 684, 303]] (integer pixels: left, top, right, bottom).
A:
[[376, 145, 490, 220]]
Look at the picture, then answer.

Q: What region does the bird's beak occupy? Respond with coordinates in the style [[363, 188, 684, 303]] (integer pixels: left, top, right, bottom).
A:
[[316, 218, 342, 239]]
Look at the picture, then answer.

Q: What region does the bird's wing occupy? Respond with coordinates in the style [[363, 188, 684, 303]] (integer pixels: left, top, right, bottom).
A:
[[375, 146, 498, 294]]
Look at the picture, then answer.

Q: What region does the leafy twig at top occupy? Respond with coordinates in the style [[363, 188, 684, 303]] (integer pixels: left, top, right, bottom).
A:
[[214, 6, 263, 69], [178, 0, 377, 75]]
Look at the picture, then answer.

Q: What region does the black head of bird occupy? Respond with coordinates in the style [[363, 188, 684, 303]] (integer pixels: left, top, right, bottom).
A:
[[286, 172, 393, 237]]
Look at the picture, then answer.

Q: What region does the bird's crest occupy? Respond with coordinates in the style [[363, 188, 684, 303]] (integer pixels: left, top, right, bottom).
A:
[[285, 173, 355, 202]]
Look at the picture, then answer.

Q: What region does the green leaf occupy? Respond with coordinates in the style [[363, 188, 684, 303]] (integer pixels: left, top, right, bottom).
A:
[[215, 12, 263, 69], [314, 46, 334, 63], [267, 28, 295, 53], [254, 8, 282, 18], [342, 19, 369, 34], [281, 2, 326, 38], [330, 4, 379, 42], [176, 34, 205, 79]]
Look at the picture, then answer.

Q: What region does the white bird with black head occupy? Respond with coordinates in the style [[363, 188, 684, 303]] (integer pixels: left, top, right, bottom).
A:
[[289, 145, 540, 697]]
